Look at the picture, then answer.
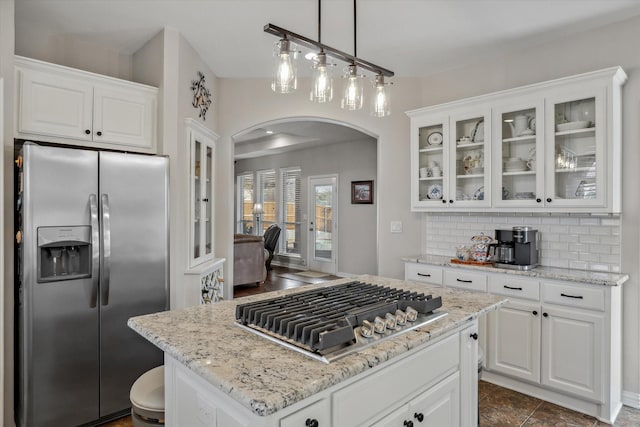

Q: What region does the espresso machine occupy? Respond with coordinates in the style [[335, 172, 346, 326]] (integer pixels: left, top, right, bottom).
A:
[[491, 226, 540, 270]]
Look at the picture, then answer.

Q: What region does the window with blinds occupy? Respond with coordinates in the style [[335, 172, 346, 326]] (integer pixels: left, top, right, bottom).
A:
[[237, 172, 254, 234], [281, 167, 302, 256], [257, 169, 277, 235]]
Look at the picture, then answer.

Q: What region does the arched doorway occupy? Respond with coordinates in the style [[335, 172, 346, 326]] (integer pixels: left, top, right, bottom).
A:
[[232, 117, 379, 278]]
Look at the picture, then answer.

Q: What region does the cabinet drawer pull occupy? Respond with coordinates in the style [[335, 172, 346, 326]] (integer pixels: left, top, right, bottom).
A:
[[456, 278, 473, 283], [417, 273, 431, 277], [503, 285, 523, 291], [305, 418, 319, 427], [560, 293, 584, 299]]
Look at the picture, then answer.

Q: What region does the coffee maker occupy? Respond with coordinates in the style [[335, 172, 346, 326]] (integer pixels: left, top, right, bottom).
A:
[[491, 226, 539, 270]]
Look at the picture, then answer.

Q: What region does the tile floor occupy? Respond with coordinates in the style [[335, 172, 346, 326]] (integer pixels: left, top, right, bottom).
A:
[[105, 381, 640, 426], [479, 380, 640, 426]]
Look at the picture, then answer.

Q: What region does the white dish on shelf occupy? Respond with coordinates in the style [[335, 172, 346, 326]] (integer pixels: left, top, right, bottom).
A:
[[556, 121, 591, 132], [427, 183, 443, 199], [427, 131, 443, 145], [504, 167, 528, 172]]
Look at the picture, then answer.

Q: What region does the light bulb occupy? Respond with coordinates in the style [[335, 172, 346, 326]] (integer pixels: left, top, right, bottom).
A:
[[310, 52, 333, 103], [272, 39, 298, 94], [341, 65, 363, 110], [370, 75, 391, 117]]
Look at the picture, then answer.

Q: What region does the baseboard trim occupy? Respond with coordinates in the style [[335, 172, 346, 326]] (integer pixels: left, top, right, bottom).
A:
[[622, 390, 640, 409]]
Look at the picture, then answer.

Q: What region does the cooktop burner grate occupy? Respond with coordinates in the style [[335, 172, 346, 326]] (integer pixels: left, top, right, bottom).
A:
[[235, 281, 447, 363]]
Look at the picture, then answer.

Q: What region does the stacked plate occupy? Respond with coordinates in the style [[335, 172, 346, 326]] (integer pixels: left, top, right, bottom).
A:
[[504, 158, 528, 172]]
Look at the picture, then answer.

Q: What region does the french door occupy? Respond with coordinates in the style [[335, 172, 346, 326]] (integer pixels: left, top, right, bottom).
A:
[[307, 175, 338, 274]]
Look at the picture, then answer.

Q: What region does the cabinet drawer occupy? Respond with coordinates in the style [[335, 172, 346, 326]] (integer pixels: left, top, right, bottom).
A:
[[280, 398, 330, 427], [444, 270, 487, 292], [541, 282, 605, 311], [488, 275, 540, 301], [332, 334, 459, 427], [405, 263, 443, 285]]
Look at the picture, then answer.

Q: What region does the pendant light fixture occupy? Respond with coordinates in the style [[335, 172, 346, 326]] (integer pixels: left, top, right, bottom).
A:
[[272, 38, 298, 94], [371, 74, 391, 117], [341, 64, 364, 110], [310, 51, 334, 102], [309, 0, 334, 103], [264, 0, 394, 116], [340, 0, 364, 111]]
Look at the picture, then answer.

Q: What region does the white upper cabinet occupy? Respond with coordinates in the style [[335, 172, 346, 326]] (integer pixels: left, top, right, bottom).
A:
[[411, 107, 491, 209], [407, 67, 627, 213], [15, 56, 158, 153], [186, 118, 218, 268]]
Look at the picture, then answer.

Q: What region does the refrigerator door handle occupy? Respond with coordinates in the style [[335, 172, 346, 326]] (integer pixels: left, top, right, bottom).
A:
[[100, 194, 112, 306], [89, 194, 100, 308]]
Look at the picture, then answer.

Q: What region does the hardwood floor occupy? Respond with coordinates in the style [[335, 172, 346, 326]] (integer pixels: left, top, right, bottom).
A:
[[100, 269, 640, 426], [233, 265, 340, 298]]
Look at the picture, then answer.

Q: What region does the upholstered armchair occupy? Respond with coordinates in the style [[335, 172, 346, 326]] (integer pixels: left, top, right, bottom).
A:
[[233, 234, 267, 286]]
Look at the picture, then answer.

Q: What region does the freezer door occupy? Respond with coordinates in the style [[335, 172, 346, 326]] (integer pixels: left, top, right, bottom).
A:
[[98, 151, 169, 416], [19, 143, 100, 427]]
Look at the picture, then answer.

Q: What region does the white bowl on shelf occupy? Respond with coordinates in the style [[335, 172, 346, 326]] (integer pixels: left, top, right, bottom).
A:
[[556, 121, 590, 132]]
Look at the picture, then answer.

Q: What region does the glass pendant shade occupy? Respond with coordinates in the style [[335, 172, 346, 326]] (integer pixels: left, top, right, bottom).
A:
[[272, 39, 298, 94], [310, 52, 333, 103], [340, 65, 364, 110], [370, 75, 391, 117]]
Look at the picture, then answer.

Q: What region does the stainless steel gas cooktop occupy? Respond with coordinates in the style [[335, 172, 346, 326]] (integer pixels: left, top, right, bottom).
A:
[[235, 281, 447, 363]]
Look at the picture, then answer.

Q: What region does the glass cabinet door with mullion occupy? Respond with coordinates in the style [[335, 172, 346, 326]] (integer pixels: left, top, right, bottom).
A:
[[544, 89, 605, 208], [449, 109, 491, 207], [187, 119, 218, 268], [493, 101, 544, 207], [413, 117, 449, 207]]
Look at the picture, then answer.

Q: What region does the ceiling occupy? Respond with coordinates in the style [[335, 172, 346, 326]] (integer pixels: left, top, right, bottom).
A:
[[16, 0, 640, 156]]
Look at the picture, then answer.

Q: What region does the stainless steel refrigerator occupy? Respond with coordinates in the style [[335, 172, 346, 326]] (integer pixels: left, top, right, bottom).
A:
[[16, 142, 169, 427]]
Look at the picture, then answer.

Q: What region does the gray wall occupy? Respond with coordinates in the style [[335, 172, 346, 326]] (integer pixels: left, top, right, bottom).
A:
[[235, 138, 378, 276]]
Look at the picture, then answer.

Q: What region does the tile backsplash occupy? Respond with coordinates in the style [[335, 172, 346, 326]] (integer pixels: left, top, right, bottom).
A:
[[423, 213, 621, 272]]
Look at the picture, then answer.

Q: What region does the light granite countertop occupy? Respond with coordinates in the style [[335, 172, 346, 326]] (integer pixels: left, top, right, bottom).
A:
[[402, 254, 629, 286], [128, 275, 505, 417]]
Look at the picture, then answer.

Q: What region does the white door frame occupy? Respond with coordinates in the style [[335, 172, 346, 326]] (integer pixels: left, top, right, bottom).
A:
[[307, 174, 338, 274]]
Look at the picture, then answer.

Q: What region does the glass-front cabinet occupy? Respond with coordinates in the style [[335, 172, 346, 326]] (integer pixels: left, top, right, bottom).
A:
[[493, 101, 544, 208], [186, 118, 218, 268], [411, 109, 490, 209], [413, 115, 449, 208], [545, 91, 605, 208], [449, 109, 491, 207], [408, 66, 626, 213]]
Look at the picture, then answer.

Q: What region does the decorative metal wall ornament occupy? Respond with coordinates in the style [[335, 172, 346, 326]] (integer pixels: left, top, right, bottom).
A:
[[191, 71, 212, 119]]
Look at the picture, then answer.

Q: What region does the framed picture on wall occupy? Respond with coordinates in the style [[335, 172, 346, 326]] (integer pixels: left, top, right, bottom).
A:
[[351, 180, 374, 204]]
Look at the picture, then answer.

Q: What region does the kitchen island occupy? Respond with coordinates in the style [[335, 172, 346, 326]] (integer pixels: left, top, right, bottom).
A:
[[128, 275, 506, 426]]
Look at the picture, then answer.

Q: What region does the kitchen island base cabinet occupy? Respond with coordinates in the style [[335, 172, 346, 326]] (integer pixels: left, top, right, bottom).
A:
[[164, 323, 477, 427]]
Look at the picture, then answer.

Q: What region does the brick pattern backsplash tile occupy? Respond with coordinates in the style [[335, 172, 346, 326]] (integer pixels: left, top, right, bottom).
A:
[[423, 213, 622, 272]]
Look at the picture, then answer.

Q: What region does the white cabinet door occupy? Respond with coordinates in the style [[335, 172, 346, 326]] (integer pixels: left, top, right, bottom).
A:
[[448, 107, 491, 208], [93, 85, 155, 149], [17, 67, 93, 141], [411, 114, 450, 209], [543, 86, 606, 209], [460, 324, 479, 427], [368, 404, 408, 427], [409, 372, 460, 427], [488, 299, 541, 383], [280, 399, 330, 427], [492, 99, 545, 208], [541, 305, 604, 402], [187, 119, 218, 268]]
